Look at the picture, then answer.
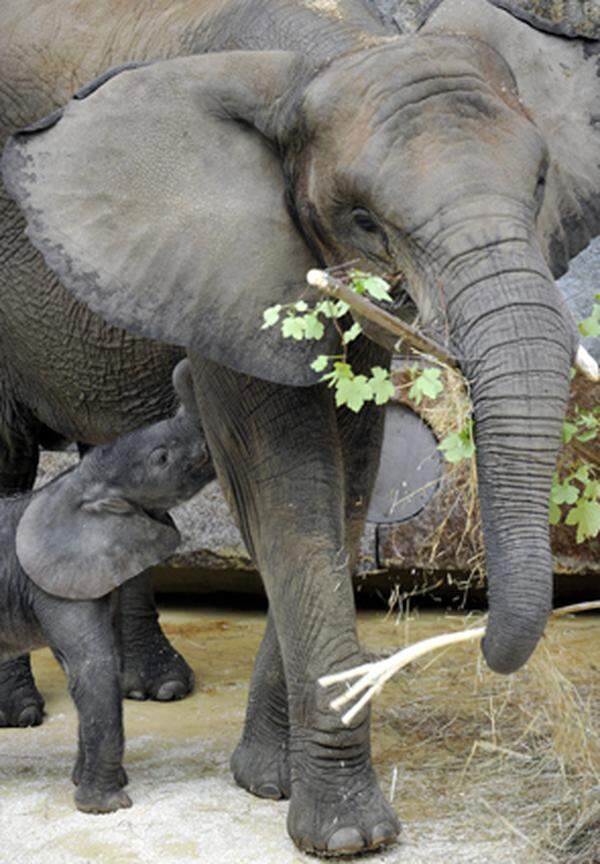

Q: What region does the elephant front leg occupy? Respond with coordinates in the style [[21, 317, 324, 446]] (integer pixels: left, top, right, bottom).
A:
[[230, 610, 290, 799], [118, 570, 195, 701], [191, 357, 399, 856], [231, 342, 388, 806]]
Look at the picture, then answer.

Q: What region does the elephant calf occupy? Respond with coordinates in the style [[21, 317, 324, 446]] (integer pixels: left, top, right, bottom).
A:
[[0, 359, 213, 813]]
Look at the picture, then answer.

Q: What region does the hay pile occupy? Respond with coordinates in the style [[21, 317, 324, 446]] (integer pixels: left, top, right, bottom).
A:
[[367, 612, 600, 863]]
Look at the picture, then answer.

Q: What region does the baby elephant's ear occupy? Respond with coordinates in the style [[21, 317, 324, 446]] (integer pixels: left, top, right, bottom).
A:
[[16, 470, 180, 600]]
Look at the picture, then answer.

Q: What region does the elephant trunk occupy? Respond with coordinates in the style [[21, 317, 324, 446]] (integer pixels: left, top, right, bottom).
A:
[[446, 243, 575, 674]]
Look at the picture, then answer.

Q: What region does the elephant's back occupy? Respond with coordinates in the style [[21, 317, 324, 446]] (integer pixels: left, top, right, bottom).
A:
[[0, 0, 202, 444], [0, 0, 215, 146]]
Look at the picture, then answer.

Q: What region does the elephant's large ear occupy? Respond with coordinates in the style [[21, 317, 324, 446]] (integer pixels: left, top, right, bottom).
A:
[[16, 470, 180, 600], [1, 52, 336, 386], [423, 0, 600, 278]]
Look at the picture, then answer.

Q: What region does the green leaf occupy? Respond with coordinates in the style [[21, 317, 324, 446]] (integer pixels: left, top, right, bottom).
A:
[[551, 480, 579, 506], [315, 300, 337, 319], [304, 314, 325, 340], [408, 367, 444, 405], [335, 374, 373, 413], [281, 316, 306, 340], [577, 429, 598, 443], [322, 361, 353, 386], [311, 355, 330, 373], [369, 367, 396, 405], [294, 300, 309, 312], [565, 498, 600, 543], [562, 421, 577, 444], [549, 499, 562, 526], [261, 304, 282, 329], [579, 313, 600, 338], [316, 299, 350, 319], [332, 300, 350, 318], [343, 321, 363, 344], [583, 480, 600, 501], [360, 276, 393, 303], [573, 464, 591, 484], [438, 421, 475, 464]]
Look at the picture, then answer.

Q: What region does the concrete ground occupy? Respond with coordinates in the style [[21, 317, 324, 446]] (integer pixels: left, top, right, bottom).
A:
[[0, 604, 597, 864]]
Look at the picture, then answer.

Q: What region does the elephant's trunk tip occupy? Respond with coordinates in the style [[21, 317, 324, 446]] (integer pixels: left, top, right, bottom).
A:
[[481, 608, 551, 675]]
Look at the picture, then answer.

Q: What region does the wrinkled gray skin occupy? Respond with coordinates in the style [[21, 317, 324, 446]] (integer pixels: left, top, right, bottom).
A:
[[2, 0, 600, 856], [0, 359, 213, 813]]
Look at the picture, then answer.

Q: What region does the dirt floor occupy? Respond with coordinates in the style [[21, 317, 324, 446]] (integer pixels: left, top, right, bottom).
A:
[[0, 604, 598, 864]]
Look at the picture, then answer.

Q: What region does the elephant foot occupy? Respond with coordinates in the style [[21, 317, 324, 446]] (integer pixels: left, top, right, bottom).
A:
[[0, 655, 45, 728], [75, 784, 132, 814], [230, 737, 291, 800], [121, 634, 195, 702], [287, 769, 400, 857]]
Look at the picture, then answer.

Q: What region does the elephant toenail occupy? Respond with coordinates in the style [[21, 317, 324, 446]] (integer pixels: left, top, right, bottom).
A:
[[370, 820, 399, 847], [155, 680, 187, 701], [18, 706, 42, 727], [256, 783, 282, 800], [126, 690, 147, 701], [326, 827, 365, 853], [119, 791, 133, 809]]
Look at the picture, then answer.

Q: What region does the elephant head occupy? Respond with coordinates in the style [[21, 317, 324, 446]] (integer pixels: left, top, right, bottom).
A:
[[16, 359, 214, 600], [3, 0, 599, 672]]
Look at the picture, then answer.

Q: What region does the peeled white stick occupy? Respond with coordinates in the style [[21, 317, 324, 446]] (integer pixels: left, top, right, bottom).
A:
[[321, 627, 486, 725], [319, 601, 600, 726], [575, 345, 599, 382]]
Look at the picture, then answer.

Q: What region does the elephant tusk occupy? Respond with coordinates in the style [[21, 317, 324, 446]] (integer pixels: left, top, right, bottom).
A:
[[319, 601, 600, 725], [575, 345, 599, 382], [306, 269, 458, 368]]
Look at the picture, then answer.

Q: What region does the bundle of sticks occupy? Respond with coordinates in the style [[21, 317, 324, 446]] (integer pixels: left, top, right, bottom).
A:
[[319, 602, 600, 725]]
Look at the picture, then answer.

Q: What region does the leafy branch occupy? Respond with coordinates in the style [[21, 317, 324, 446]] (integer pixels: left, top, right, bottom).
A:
[[262, 272, 599, 542]]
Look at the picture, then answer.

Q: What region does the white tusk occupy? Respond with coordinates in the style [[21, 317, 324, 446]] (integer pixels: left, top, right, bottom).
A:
[[575, 345, 599, 382]]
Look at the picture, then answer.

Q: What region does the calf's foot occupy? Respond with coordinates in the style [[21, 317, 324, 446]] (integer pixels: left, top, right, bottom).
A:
[[0, 655, 44, 727]]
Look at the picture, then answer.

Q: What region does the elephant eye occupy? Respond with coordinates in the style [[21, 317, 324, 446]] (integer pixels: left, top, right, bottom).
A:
[[534, 165, 547, 212], [149, 446, 169, 469], [352, 207, 380, 234]]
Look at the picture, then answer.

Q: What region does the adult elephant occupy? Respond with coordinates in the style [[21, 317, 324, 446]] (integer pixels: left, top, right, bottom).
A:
[[0, 0, 386, 725], [3, 0, 600, 855]]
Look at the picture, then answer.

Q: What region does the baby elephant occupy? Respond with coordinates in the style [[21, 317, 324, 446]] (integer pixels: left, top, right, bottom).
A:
[[0, 359, 213, 813]]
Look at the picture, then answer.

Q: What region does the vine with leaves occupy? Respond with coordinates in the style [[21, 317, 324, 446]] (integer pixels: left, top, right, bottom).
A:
[[262, 278, 599, 542]]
